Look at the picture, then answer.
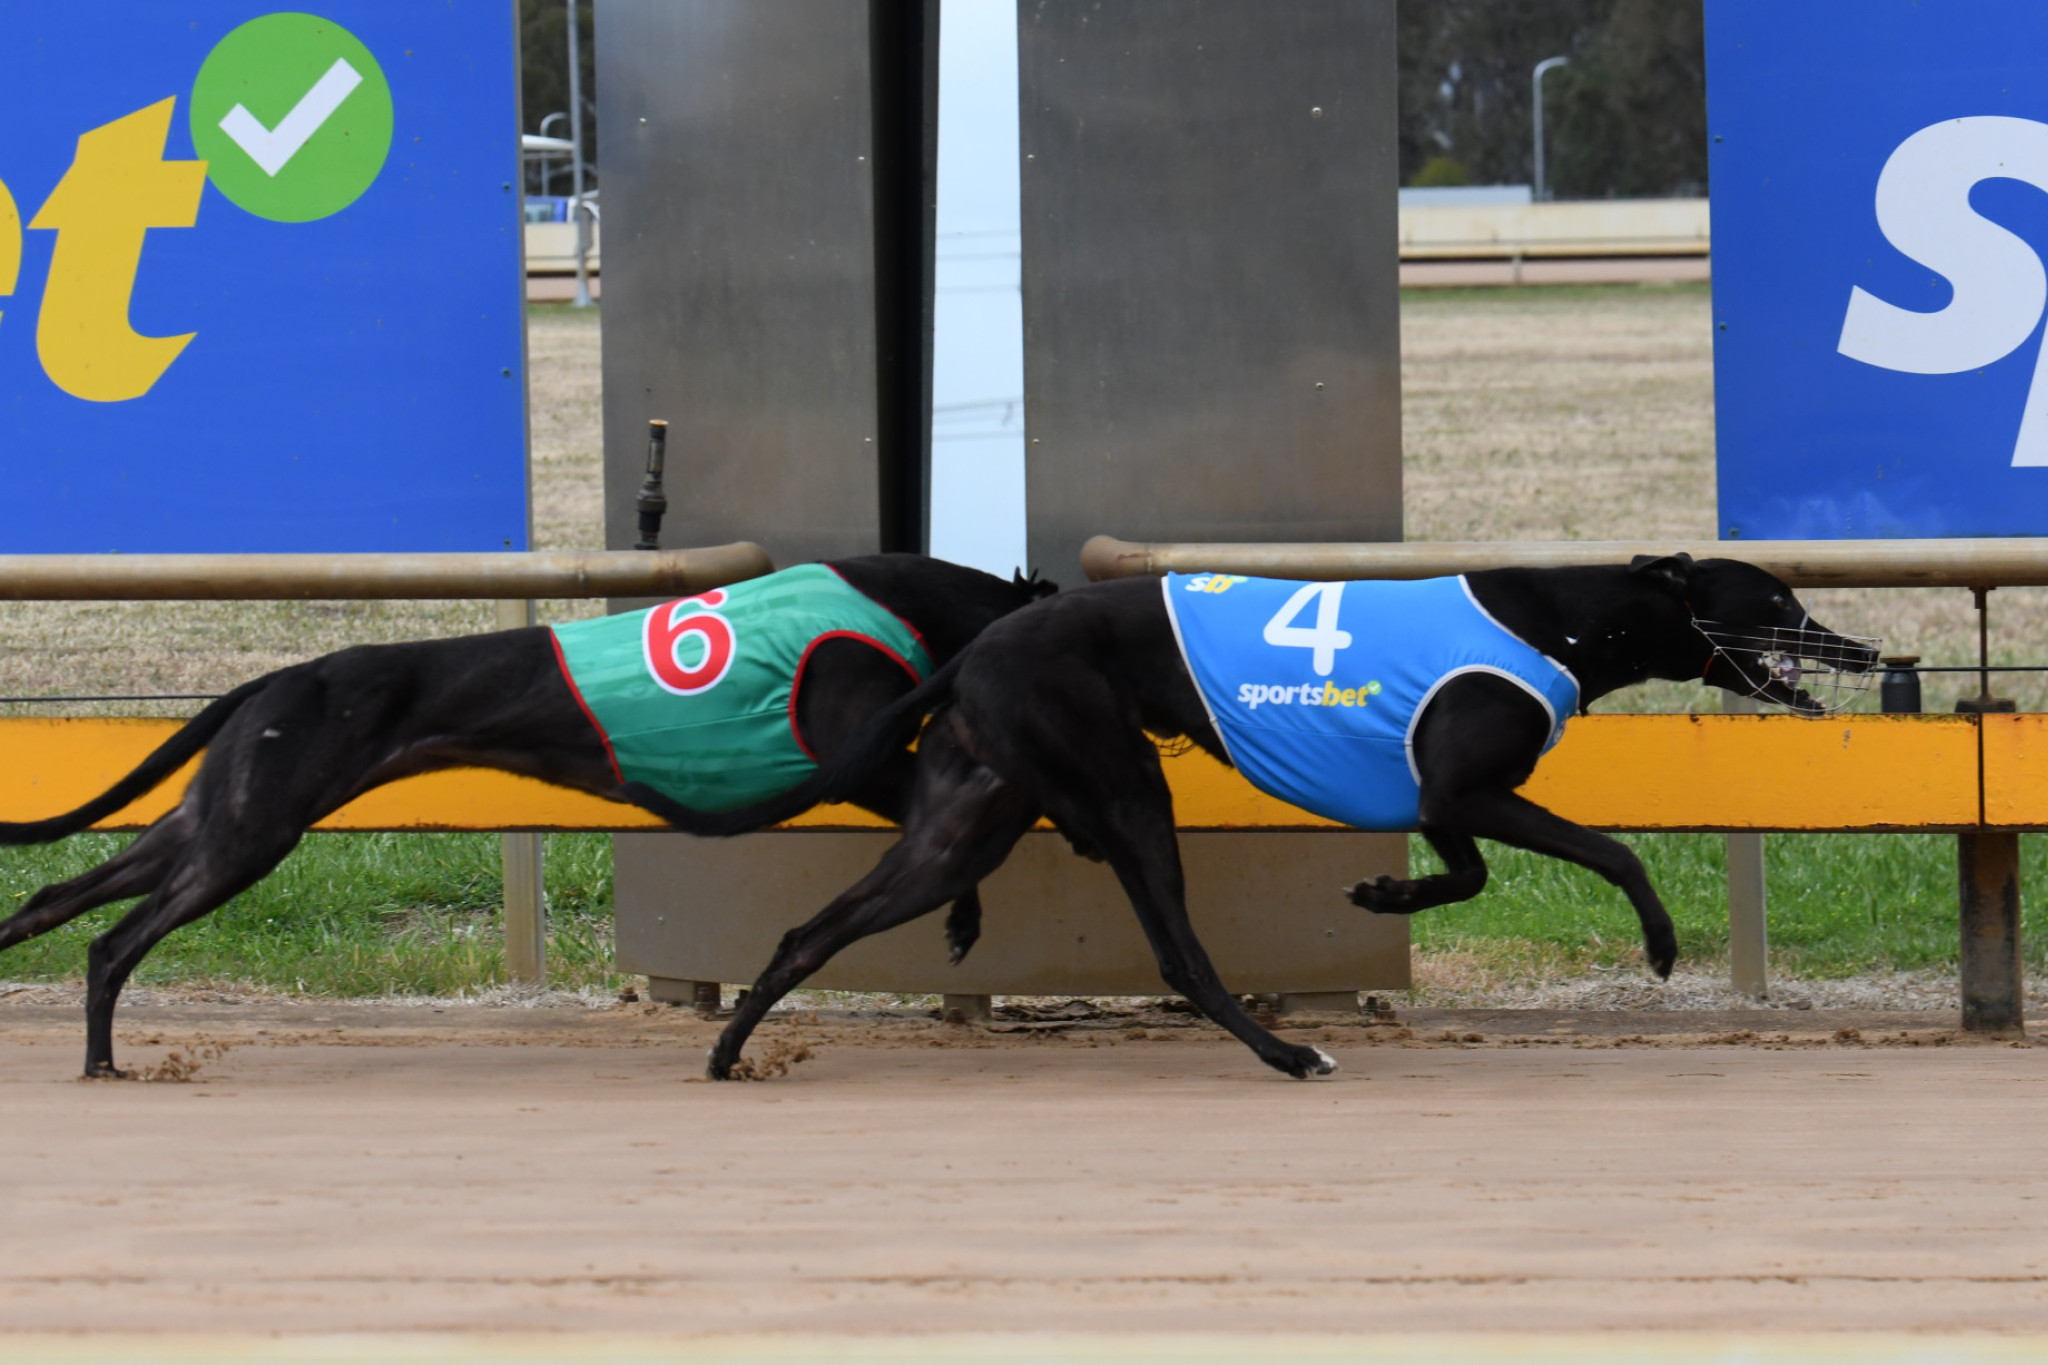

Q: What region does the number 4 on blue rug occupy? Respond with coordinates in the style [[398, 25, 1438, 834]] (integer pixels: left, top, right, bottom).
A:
[[1262, 582, 1352, 676]]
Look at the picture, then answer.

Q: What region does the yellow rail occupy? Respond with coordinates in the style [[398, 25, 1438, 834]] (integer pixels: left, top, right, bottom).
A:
[[0, 713, 2020, 834]]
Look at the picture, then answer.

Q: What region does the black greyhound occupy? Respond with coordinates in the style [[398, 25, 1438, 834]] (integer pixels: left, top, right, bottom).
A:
[[0, 555, 1054, 1078], [649, 554, 1876, 1080]]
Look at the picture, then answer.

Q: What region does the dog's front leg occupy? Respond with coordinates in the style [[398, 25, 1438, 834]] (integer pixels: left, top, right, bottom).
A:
[[1043, 794, 1337, 1080], [1348, 827, 1488, 914], [1428, 786, 1678, 979]]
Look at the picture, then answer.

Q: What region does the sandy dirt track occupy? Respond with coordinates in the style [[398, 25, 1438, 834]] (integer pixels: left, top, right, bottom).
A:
[[5, 999, 2048, 1336]]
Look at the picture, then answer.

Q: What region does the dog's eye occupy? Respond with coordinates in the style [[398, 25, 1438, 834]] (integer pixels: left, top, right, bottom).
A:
[[1771, 595, 1787, 609]]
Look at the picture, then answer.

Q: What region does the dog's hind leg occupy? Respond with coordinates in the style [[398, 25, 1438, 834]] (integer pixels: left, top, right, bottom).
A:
[[76, 676, 369, 1076], [0, 811, 196, 953], [838, 753, 991, 971], [709, 728, 1038, 1079], [1347, 827, 1488, 915], [943, 888, 982, 965], [81, 820, 303, 1077]]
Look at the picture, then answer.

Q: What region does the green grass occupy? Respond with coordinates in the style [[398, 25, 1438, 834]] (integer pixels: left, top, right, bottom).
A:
[[1410, 831, 2038, 978], [0, 827, 2021, 995], [0, 832, 622, 995]]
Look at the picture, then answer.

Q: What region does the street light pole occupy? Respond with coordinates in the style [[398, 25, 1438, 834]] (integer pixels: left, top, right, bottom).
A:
[[1533, 55, 1569, 202], [539, 110, 566, 197], [567, 0, 593, 308]]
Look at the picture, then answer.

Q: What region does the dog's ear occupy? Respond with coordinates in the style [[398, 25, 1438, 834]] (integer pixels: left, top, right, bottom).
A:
[[1013, 567, 1059, 600], [1628, 552, 1694, 596]]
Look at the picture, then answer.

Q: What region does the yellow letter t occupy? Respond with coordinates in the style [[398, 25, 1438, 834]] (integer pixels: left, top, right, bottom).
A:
[[30, 98, 206, 402]]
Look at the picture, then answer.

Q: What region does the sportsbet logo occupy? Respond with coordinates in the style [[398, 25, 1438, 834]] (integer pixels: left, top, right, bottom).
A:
[[0, 13, 392, 403], [1238, 679, 1383, 711]]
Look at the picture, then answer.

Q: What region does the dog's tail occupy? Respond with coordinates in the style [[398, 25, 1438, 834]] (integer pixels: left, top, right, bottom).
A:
[[621, 651, 969, 836], [0, 676, 273, 845]]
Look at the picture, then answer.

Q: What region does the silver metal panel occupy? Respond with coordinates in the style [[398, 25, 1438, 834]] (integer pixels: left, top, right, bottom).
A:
[[596, 1, 890, 984], [1018, 0, 1402, 588], [597, 0, 1411, 1002], [596, 0, 884, 565], [616, 830, 1410, 994]]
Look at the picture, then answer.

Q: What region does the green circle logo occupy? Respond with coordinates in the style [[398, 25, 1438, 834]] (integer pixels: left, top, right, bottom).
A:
[[188, 12, 393, 223]]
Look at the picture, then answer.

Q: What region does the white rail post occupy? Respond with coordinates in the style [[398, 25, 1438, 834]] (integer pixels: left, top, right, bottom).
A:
[[1723, 690, 1768, 998], [495, 598, 546, 985]]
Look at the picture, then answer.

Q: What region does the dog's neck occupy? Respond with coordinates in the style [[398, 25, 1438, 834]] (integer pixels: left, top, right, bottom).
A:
[[825, 554, 1046, 664], [1465, 566, 1715, 708]]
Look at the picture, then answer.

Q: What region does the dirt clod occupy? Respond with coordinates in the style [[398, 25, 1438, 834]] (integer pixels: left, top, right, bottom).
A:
[[723, 1037, 815, 1082], [132, 1037, 230, 1083]]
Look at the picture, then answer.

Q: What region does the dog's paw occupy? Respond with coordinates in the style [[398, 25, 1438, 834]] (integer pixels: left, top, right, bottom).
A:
[[704, 1046, 735, 1082], [1645, 937, 1679, 981], [1347, 875, 1417, 914], [1277, 1044, 1338, 1079]]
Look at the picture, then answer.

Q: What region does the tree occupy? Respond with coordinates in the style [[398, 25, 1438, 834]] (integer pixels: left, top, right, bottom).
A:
[[1398, 0, 1707, 199], [1548, 0, 1708, 198], [520, 0, 597, 191]]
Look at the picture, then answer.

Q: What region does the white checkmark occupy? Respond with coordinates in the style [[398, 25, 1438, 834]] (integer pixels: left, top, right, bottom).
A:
[[219, 57, 364, 177]]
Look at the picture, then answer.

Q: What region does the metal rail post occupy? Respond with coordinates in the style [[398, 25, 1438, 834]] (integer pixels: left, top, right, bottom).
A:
[[1722, 690, 1767, 999], [1957, 801, 2023, 1033], [495, 597, 546, 985], [1955, 587, 2021, 1034]]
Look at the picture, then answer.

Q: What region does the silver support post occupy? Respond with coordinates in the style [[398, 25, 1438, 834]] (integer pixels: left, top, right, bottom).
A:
[[1723, 690, 1768, 999], [495, 598, 546, 985], [567, 0, 593, 309]]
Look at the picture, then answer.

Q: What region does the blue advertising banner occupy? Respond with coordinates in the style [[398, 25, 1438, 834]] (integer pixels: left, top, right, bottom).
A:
[[1710, 1, 2048, 539], [0, 4, 528, 552]]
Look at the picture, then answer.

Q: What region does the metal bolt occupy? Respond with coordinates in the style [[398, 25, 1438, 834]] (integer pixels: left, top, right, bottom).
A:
[[1314, 382, 1324, 390], [1310, 106, 1323, 118]]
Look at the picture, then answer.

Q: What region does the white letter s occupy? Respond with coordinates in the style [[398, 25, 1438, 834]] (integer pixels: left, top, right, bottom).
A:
[[1838, 116, 2048, 465]]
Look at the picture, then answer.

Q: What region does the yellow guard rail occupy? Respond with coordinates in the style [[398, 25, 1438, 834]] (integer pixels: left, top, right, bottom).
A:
[[0, 710, 2019, 833]]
